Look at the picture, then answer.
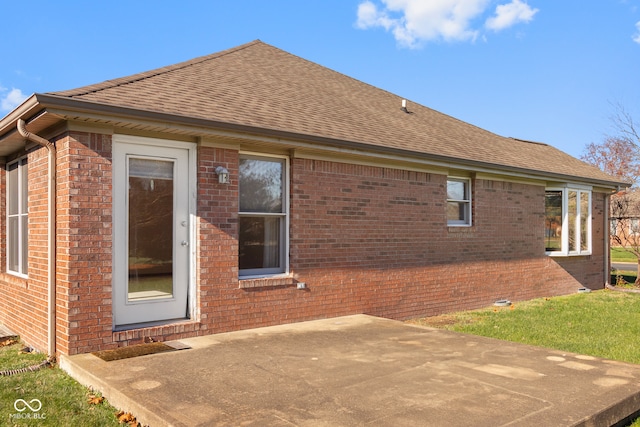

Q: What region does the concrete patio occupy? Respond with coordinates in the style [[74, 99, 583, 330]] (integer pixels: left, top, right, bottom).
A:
[[60, 315, 640, 426]]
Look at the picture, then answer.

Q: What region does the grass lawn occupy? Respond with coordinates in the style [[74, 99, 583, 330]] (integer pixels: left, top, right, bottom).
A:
[[612, 247, 639, 263], [0, 339, 123, 426], [410, 290, 640, 363], [409, 290, 640, 426]]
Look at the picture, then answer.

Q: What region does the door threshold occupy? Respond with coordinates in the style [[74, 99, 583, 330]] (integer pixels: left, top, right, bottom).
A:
[[113, 317, 190, 332]]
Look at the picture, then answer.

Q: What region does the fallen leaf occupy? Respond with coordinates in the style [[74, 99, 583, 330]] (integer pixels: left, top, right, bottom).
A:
[[0, 338, 18, 347], [88, 395, 104, 405], [116, 410, 138, 425]]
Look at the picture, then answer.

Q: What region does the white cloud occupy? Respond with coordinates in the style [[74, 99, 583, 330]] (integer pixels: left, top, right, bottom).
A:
[[634, 21, 640, 44], [356, 0, 539, 48], [0, 87, 27, 112], [356, 1, 394, 30], [485, 0, 539, 31]]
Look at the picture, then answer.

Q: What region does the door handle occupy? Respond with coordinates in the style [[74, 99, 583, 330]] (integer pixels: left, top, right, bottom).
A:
[[181, 241, 189, 247]]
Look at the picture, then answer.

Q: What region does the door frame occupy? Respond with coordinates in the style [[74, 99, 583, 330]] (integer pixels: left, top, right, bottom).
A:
[[112, 134, 197, 329]]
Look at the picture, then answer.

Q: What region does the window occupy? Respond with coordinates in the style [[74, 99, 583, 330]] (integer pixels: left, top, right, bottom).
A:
[[447, 177, 471, 226], [545, 187, 591, 256], [7, 158, 28, 276], [238, 154, 288, 276]]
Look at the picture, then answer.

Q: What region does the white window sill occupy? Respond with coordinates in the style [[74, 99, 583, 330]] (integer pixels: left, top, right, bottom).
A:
[[546, 251, 592, 257]]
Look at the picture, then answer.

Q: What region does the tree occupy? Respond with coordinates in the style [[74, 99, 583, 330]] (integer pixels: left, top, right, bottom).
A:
[[610, 191, 640, 285], [581, 102, 640, 284], [580, 102, 640, 187], [581, 136, 640, 186], [610, 101, 639, 147]]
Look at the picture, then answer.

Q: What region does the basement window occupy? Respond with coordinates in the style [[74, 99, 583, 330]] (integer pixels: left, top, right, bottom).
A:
[[6, 157, 28, 276], [545, 187, 592, 256]]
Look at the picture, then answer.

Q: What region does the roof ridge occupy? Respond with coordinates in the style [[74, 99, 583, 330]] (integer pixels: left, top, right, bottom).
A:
[[509, 137, 549, 146], [50, 40, 264, 97]]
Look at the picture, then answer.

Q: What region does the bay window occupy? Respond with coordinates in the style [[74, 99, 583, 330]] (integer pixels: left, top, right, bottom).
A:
[[238, 154, 288, 276], [545, 186, 591, 256]]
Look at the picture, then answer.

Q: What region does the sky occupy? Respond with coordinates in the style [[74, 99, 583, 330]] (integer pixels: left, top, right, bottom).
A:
[[1, 1, 639, 158]]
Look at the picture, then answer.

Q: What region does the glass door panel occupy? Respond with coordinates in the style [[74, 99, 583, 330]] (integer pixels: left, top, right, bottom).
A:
[[128, 158, 175, 301]]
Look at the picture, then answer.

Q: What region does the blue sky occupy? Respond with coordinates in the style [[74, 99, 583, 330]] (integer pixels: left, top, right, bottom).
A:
[[1, 1, 639, 158]]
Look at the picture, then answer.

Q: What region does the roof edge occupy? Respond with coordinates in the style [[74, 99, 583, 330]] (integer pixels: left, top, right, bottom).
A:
[[0, 93, 44, 135], [1, 93, 627, 189]]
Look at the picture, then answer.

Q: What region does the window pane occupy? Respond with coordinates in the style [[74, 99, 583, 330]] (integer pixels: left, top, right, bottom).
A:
[[128, 158, 175, 301], [580, 192, 589, 251], [20, 159, 28, 213], [8, 217, 18, 272], [447, 201, 468, 223], [7, 159, 27, 275], [129, 157, 174, 179], [568, 191, 578, 252], [239, 216, 281, 270], [7, 162, 18, 215], [21, 215, 28, 274], [447, 180, 467, 200], [545, 191, 562, 252], [239, 158, 283, 213]]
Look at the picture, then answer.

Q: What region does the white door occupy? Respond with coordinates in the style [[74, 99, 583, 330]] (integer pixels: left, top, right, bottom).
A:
[[113, 138, 194, 327]]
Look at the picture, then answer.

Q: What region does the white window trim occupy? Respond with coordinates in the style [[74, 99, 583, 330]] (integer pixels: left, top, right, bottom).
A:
[[546, 185, 592, 257], [6, 157, 28, 278], [238, 152, 290, 278], [447, 177, 472, 227]]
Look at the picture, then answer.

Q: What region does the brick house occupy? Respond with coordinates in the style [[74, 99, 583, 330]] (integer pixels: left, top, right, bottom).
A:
[[0, 40, 626, 357]]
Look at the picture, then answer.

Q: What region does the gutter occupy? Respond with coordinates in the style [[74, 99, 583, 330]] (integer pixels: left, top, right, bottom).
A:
[[16, 119, 57, 357], [1, 94, 627, 191]]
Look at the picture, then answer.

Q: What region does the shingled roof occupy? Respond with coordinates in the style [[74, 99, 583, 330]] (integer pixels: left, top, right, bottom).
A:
[[38, 40, 625, 187]]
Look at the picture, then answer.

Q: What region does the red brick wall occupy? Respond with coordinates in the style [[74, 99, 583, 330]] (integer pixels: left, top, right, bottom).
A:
[[193, 155, 609, 335], [195, 146, 238, 331], [56, 132, 114, 355], [0, 147, 50, 352], [0, 137, 611, 355], [282, 159, 607, 320]]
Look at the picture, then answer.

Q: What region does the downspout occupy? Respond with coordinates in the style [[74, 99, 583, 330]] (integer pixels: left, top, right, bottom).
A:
[[604, 193, 611, 288], [16, 119, 56, 357]]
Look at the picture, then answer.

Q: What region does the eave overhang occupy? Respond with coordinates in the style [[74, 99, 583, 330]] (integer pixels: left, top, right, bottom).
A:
[[0, 93, 629, 190]]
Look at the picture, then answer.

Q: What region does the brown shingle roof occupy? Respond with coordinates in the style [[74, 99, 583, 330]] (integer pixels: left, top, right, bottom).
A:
[[50, 40, 622, 186]]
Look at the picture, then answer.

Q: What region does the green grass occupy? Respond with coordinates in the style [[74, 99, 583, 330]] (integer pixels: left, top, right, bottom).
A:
[[0, 340, 121, 426], [411, 291, 640, 363], [612, 247, 639, 263]]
